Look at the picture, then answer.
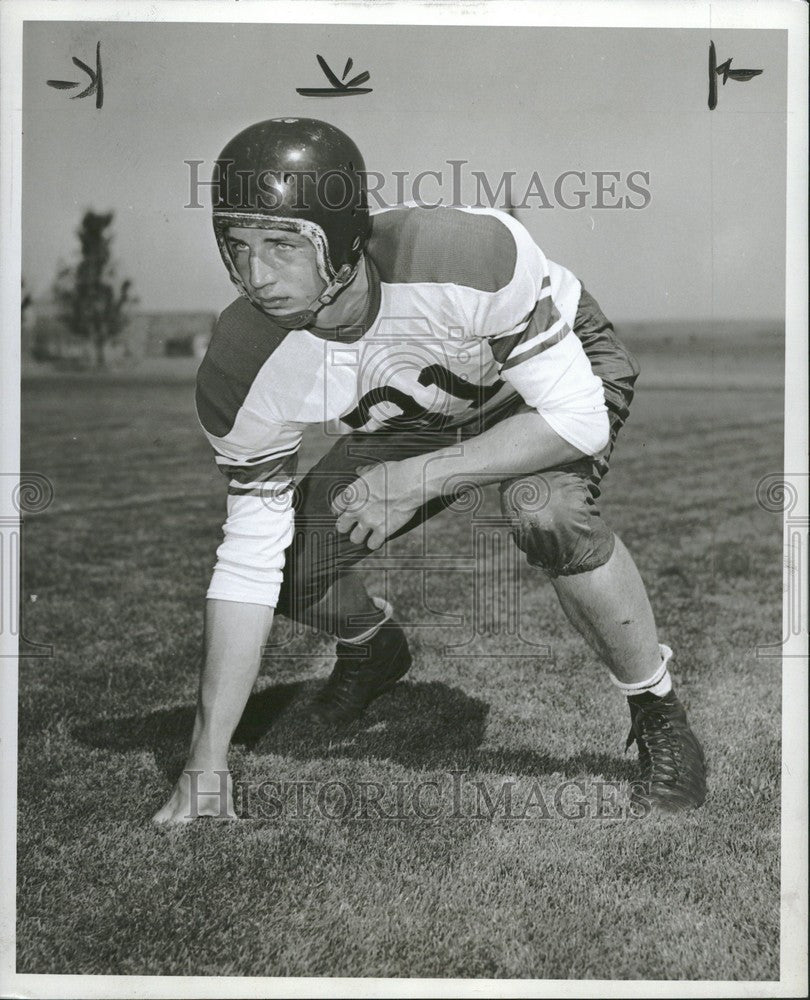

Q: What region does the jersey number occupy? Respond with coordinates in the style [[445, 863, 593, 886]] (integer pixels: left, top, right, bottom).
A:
[[341, 364, 503, 430]]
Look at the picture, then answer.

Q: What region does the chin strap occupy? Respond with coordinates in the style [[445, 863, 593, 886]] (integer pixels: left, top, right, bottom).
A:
[[260, 264, 356, 331]]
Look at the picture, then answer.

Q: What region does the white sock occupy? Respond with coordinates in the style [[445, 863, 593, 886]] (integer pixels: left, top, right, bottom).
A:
[[339, 597, 393, 645], [611, 644, 674, 698]]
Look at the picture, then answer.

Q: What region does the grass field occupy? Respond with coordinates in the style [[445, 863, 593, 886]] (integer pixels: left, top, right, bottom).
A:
[[17, 332, 784, 981]]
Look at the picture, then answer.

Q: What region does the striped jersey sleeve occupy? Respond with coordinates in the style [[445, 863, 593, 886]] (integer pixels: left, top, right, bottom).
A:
[[195, 300, 303, 608], [463, 210, 610, 457], [202, 439, 300, 609]]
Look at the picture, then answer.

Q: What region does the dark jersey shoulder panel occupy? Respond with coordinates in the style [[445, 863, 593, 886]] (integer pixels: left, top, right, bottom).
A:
[[368, 207, 517, 293], [196, 297, 289, 438]]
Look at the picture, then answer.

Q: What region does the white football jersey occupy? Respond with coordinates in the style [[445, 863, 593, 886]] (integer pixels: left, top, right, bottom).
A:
[[196, 206, 608, 606]]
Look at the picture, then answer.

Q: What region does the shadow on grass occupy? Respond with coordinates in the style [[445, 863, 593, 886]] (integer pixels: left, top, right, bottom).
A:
[[72, 678, 636, 784]]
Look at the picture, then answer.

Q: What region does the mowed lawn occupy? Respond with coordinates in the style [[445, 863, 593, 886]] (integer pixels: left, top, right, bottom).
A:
[[17, 338, 783, 981]]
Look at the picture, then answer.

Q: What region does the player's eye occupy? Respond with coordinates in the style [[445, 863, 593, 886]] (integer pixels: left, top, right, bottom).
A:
[[229, 241, 249, 254]]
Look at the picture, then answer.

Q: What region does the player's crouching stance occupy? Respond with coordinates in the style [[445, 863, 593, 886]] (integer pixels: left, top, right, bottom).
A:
[[152, 118, 706, 825]]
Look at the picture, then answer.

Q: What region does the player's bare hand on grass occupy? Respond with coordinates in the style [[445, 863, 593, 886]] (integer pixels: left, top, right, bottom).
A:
[[332, 461, 421, 550], [152, 767, 236, 826]]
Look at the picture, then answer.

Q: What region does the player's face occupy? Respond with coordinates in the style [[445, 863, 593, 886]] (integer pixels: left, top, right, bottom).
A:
[[226, 226, 326, 316]]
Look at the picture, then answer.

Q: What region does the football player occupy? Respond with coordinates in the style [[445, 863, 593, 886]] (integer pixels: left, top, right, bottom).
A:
[[153, 118, 706, 824]]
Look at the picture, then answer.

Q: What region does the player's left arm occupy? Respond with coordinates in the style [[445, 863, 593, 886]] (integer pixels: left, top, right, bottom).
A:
[[402, 322, 611, 504], [333, 407, 592, 550], [402, 407, 590, 495], [333, 214, 608, 548]]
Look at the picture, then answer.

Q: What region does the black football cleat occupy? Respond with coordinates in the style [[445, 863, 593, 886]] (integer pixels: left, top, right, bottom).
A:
[[309, 620, 412, 728], [625, 690, 707, 815]]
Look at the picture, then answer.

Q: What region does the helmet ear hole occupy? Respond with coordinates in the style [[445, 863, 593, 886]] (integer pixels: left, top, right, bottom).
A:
[[348, 161, 355, 171]]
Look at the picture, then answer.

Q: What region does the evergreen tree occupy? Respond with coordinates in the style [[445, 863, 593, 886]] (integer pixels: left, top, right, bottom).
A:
[[54, 211, 135, 367]]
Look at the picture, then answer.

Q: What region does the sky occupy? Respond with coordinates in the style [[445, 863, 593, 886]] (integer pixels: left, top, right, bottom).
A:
[[21, 21, 787, 323]]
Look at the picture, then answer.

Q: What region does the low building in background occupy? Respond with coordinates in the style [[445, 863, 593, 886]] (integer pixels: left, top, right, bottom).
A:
[[24, 301, 216, 367]]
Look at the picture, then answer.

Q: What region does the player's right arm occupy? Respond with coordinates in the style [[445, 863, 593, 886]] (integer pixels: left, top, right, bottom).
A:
[[205, 442, 300, 607], [194, 294, 303, 607], [153, 305, 303, 825], [153, 428, 302, 825]]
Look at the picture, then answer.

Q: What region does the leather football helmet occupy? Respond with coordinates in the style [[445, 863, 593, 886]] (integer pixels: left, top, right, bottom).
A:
[[212, 117, 370, 327]]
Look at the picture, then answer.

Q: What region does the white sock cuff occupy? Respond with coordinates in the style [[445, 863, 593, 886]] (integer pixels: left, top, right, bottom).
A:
[[611, 644, 673, 694], [340, 596, 393, 644]]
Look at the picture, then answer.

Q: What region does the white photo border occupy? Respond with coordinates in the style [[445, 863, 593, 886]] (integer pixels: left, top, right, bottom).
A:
[[1, 2, 806, 998]]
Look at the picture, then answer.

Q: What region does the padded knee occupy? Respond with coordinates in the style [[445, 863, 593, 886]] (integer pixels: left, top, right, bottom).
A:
[[499, 473, 615, 577]]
